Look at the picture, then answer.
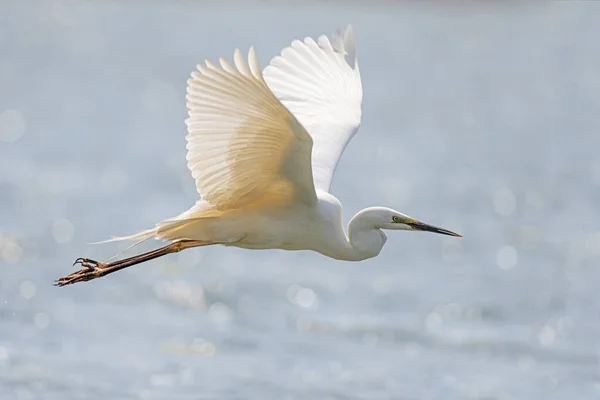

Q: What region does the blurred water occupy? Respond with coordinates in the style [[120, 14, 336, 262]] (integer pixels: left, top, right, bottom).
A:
[[1, 1, 600, 399]]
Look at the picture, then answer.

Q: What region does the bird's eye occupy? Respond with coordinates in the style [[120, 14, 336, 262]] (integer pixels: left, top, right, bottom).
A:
[[392, 216, 401, 223]]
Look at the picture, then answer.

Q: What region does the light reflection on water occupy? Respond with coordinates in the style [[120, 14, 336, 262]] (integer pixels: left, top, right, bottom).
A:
[[1, 1, 600, 399]]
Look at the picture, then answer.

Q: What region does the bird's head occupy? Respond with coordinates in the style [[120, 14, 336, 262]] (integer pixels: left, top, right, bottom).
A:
[[361, 207, 462, 237]]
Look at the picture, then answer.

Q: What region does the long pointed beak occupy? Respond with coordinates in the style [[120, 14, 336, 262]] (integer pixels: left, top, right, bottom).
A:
[[408, 221, 462, 237]]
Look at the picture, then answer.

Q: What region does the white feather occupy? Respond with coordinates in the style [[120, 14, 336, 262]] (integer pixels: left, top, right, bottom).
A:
[[185, 46, 317, 210], [263, 25, 363, 193]]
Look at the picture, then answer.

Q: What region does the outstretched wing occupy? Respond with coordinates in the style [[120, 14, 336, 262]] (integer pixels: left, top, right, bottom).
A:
[[185, 47, 317, 211], [263, 25, 363, 193]]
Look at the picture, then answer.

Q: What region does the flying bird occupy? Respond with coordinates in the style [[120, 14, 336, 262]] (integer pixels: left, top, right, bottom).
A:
[[56, 25, 461, 287]]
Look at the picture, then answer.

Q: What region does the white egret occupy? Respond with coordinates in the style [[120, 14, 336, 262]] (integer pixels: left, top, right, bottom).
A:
[[56, 25, 460, 287]]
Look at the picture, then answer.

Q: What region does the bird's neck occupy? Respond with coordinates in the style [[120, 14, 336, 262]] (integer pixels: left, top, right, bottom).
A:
[[333, 213, 387, 261]]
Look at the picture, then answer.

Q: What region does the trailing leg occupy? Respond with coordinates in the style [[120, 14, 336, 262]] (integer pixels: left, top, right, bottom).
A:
[[54, 240, 212, 287]]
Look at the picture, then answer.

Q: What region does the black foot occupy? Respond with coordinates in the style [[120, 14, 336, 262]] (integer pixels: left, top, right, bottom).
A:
[[55, 258, 106, 287]]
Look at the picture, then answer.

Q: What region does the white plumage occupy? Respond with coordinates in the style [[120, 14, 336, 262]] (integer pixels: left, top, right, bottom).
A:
[[185, 47, 317, 210], [263, 26, 363, 193], [56, 25, 460, 287]]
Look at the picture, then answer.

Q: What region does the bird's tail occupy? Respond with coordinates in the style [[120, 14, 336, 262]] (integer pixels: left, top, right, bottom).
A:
[[88, 218, 202, 261], [89, 201, 224, 261], [91, 218, 205, 245], [91, 227, 158, 245], [89, 227, 158, 261]]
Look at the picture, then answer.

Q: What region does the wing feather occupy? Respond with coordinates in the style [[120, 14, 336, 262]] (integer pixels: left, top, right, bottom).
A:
[[185, 47, 317, 211], [263, 25, 363, 193]]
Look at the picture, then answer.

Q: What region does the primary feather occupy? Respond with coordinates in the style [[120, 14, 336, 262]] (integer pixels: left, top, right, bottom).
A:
[[185, 47, 317, 211], [263, 25, 363, 193]]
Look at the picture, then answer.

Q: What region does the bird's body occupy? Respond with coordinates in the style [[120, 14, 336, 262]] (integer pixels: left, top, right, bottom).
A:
[[56, 25, 460, 286], [171, 192, 385, 261], [203, 192, 348, 254]]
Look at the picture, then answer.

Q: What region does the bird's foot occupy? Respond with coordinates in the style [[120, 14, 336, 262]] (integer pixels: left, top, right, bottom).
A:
[[54, 258, 107, 287]]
